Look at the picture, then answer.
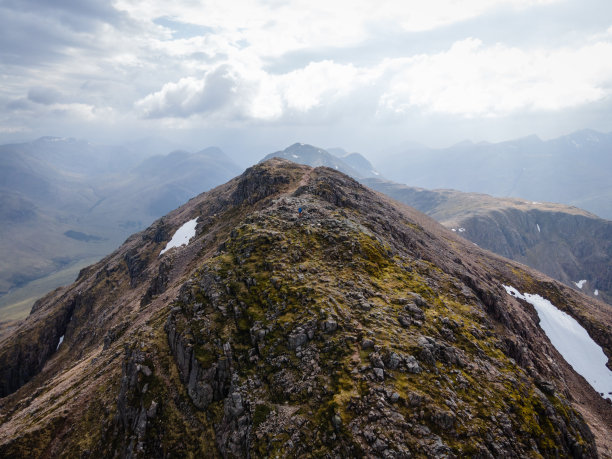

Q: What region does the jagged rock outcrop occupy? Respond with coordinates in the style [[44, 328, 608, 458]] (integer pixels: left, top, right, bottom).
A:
[[125, 249, 147, 288], [0, 159, 610, 457], [140, 260, 172, 306], [113, 346, 159, 458]]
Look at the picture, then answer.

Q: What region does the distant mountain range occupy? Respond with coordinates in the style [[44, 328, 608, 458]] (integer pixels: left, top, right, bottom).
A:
[[265, 143, 612, 306], [0, 137, 240, 320], [376, 129, 612, 220]]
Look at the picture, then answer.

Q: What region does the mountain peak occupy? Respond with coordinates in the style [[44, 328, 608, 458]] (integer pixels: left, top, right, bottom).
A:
[[263, 143, 381, 179], [284, 142, 328, 155], [0, 160, 611, 456]]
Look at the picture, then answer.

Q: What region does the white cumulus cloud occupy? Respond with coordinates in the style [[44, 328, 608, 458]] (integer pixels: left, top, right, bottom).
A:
[[136, 36, 612, 123], [135, 60, 379, 122], [380, 38, 612, 117]]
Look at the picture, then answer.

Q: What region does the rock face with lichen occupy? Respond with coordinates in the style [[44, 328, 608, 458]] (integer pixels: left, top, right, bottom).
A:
[[0, 159, 611, 457]]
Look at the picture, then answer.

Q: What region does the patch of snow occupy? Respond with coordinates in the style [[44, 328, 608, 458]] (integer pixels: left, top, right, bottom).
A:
[[292, 154, 299, 159], [160, 218, 198, 255], [334, 166, 338, 170], [536, 224, 540, 233], [458, 227, 466, 233], [531, 201, 540, 204], [594, 290, 599, 296], [587, 134, 599, 143], [574, 280, 587, 289], [572, 140, 581, 148], [451, 228, 457, 232], [503, 285, 612, 400], [57, 335, 64, 350], [371, 170, 380, 176]]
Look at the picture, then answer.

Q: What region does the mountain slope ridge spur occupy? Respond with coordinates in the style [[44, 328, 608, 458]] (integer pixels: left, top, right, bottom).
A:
[[0, 159, 611, 457], [363, 178, 612, 307], [261, 141, 612, 307]]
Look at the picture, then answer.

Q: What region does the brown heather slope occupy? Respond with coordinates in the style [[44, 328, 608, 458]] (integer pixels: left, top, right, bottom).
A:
[[0, 159, 611, 457]]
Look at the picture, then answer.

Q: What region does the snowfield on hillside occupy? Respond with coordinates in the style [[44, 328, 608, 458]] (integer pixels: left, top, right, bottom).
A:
[[504, 285, 612, 399], [160, 218, 198, 255], [574, 279, 587, 289]]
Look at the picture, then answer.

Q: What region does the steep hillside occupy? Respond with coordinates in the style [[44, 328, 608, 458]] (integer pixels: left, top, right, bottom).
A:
[[364, 179, 612, 306], [92, 146, 240, 222], [1, 160, 610, 457]]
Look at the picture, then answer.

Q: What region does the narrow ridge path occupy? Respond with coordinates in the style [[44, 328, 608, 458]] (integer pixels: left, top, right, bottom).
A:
[[290, 168, 313, 194]]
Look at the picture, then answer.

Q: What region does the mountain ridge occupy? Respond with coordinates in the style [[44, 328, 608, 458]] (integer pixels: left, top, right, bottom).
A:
[[259, 142, 612, 307], [1, 159, 611, 457]]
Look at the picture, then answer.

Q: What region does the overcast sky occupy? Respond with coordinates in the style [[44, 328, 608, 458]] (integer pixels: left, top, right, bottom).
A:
[[1, 0, 612, 162]]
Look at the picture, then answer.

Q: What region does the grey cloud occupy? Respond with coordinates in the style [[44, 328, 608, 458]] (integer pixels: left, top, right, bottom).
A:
[[0, 10, 74, 65], [6, 98, 35, 111], [3, 0, 124, 30], [438, 0, 612, 48], [195, 67, 240, 114], [28, 87, 63, 105], [0, 0, 132, 67], [0, 0, 611, 155]]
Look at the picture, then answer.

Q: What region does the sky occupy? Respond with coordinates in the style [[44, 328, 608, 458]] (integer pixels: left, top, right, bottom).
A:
[[1, 0, 612, 162]]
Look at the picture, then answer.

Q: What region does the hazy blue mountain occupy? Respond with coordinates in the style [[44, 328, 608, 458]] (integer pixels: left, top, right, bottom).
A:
[[376, 129, 612, 219], [122, 136, 186, 157], [262, 143, 381, 179], [101, 146, 241, 219], [2, 137, 146, 177], [326, 147, 383, 178]]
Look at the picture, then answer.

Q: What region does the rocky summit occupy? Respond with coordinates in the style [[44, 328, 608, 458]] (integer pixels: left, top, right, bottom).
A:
[[1, 159, 611, 457]]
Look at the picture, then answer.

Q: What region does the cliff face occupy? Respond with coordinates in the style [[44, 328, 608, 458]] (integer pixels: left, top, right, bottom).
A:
[[1, 160, 611, 457], [454, 208, 612, 302]]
